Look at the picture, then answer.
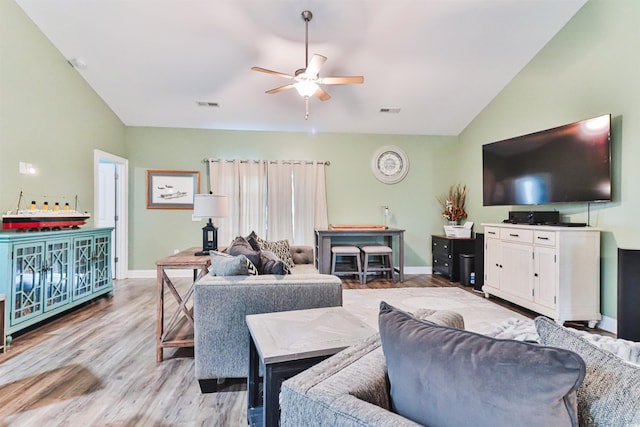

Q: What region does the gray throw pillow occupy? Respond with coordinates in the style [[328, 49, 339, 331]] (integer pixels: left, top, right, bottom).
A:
[[259, 249, 288, 275], [209, 251, 256, 276], [227, 235, 261, 269], [378, 302, 585, 427], [535, 316, 640, 427]]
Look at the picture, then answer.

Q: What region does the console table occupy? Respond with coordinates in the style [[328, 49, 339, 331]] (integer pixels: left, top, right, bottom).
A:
[[156, 247, 210, 362], [315, 228, 405, 282]]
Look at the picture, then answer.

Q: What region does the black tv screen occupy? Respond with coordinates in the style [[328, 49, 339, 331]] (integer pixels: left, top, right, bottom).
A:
[[483, 114, 612, 206]]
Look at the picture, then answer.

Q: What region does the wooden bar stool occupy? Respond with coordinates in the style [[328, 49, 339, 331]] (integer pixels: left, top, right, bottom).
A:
[[331, 246, 363, 283], [360, 245, 395, 283]]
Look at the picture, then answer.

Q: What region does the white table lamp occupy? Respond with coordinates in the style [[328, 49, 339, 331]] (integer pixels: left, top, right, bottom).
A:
[[192, 194, 228, 256]]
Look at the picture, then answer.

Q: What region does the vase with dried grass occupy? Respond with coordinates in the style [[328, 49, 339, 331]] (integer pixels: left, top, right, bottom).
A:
[[437, 184, 468, 224]]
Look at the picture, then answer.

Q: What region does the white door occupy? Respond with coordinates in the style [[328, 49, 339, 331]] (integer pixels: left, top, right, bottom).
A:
[[98, 162, 117, 275], [94, 150, 128, 280]]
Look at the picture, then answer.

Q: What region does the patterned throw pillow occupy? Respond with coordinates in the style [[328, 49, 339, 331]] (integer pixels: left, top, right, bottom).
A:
[[535, 316, 640, 427], [250, 233, 296, 269]]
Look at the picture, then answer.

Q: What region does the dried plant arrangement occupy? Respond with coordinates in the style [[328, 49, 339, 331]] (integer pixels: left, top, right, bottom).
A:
[[437, 184, 468, 222]]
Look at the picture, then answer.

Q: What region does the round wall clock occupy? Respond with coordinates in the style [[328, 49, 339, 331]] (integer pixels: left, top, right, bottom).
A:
[[371, 145, 410, 184]]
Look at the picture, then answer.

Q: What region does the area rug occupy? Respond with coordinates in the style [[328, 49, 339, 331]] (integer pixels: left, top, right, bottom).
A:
[[342, 287, 531, 335]]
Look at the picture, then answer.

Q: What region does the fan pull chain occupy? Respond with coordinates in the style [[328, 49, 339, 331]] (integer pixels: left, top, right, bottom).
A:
[[305, 96, 310, 120]]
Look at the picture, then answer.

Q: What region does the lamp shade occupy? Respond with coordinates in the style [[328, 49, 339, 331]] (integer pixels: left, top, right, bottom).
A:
[[192, 194, 228, 218]]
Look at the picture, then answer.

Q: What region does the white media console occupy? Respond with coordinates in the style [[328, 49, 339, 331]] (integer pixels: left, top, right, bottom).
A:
[[482, 223, 601, 327]]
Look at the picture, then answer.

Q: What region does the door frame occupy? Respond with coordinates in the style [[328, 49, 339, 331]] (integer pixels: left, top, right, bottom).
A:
[[93, 150, 128, 279]]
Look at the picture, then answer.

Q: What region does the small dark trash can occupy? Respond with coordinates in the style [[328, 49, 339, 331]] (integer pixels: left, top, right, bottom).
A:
[[459, 254, 475, 287]]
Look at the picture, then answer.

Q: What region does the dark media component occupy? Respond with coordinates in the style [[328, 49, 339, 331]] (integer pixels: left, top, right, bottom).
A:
[[508, 211, 559, 225], [482, 114, 612, 206]]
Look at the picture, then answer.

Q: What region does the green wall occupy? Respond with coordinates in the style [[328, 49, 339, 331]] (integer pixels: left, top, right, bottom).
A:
[[458, 0, 640, 319], [0, 0, 126, 220], [125, 127, 458, 269], [5, 0, 637, 322]]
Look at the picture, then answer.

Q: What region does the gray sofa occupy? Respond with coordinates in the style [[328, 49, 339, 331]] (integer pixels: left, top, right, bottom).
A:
[[193, 246, 343, 393], [280, 315, 640, 426]]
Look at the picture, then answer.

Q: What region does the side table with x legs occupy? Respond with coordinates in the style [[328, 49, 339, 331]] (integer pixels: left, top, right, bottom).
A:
[[156, 247, 210, 362]]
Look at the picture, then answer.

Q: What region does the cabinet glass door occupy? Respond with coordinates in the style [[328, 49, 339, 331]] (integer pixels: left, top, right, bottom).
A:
[[12, 243, 45, 324], [73, 236, 94, 300], [44, 239, 71, 311], [93, 234, 111, 291]]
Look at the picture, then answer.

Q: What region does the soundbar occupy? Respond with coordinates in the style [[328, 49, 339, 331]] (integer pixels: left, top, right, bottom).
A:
[[507, 211, 559, 225]]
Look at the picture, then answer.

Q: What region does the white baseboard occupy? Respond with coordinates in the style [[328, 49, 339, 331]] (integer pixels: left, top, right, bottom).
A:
[[404, 266, 432, 275], [597, 315, 616, 334]]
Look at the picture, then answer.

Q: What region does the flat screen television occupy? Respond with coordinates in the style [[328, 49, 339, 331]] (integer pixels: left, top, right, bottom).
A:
[[482, 114, 612, 206]]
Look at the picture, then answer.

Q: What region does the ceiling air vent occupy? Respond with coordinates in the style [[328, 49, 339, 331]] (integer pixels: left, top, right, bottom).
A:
[[196, 101, 219, 107], [379, 108, 401, 114]]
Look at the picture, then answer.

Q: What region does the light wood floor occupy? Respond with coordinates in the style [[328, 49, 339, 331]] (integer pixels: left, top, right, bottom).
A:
[[0, 274, 601, 426]]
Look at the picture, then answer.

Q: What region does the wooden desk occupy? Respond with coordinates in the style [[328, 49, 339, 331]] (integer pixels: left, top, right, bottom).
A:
[[315, 228, 405, 282], [156, 247, 210, 362]]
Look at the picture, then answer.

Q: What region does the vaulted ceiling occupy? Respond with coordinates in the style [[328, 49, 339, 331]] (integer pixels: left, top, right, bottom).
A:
[[16, 0, 587, 135]]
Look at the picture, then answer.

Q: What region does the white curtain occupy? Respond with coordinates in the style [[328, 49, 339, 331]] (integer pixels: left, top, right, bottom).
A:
[[208, 159, 268, 245], [293, 161, 328, 245], [267, 161, 294, 242], [208, 159, 328, 246]]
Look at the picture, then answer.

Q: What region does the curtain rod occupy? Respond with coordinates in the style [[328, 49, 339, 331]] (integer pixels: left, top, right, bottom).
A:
[[202, 158, 330, 166]]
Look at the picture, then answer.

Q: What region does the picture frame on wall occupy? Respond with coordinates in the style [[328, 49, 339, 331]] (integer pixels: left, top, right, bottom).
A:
[[146, 170, 200, 209]]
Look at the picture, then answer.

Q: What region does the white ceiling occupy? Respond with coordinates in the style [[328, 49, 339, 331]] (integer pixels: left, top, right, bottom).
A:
[[16, 0, 586, 136]]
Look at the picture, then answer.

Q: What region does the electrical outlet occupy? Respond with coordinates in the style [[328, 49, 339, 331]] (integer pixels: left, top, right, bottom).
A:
[[173, 249, 179, 255]]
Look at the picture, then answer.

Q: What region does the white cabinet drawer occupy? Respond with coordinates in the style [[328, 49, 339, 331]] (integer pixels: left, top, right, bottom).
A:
[[534, 231, 557, 246], [484, 226, 501, 239], [500, 228, 533, 243]]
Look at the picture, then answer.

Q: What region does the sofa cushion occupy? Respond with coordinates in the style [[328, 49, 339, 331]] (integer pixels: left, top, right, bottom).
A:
[[378, 302, 585, 427], [209, 251, 258, 276], [227, 236, 261, 269], [535, 316, 640, 427]]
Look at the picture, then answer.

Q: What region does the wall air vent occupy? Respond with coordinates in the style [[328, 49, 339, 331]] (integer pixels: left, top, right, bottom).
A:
[[379, 108, 401, 114], [196, 101, 219, 107]]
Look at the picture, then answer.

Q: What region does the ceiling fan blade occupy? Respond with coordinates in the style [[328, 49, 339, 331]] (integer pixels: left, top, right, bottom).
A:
[[251, 66, 294, 79], [315, 86, 331, 101], [265, 84, 295, 94], [318, 76, 364, 85], [305, 54, 327, 77]]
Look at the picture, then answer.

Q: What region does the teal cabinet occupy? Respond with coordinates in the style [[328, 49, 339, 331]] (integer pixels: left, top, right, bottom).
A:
[[0, 228, 113, 344]]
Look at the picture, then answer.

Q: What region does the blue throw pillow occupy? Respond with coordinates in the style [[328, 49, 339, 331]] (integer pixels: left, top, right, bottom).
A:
[[378, 302, 585, 427]]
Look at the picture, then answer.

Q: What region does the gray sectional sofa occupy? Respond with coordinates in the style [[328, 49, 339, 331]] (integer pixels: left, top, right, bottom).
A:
[[280, 314, 640, 426], [193, 245, 343, 393]]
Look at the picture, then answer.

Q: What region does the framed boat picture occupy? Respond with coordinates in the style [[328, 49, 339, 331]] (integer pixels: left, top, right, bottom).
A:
[[146, 170, 200, 209]]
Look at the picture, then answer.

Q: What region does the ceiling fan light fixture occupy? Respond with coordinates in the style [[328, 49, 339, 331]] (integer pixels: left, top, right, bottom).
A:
[[294, 81, 318, 98]]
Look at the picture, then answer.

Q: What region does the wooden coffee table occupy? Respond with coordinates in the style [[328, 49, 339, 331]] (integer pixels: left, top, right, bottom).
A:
[[246, 306, 375, 427]]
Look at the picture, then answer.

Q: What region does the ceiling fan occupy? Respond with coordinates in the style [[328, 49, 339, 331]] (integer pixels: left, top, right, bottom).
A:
[[251, 10, 364, 119]]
